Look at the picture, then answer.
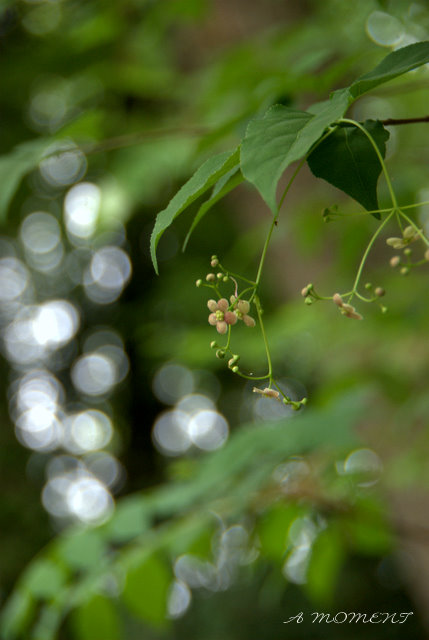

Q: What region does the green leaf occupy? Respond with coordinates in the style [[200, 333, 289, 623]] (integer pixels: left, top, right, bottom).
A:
[[241, 89, 351, 212], [71, 595, 121, 640], [350, 40, 429, 98], [150, 147, 240, 273], [257, 504, 303, 562], [122, 554, 171, 628], [0, 139, 51, 222], [306, 526, 345, 605], [23, 559, 67, 599], [0, 590, 35, 640], [182, 168, 244, 250], [307, 120, 390, 214], [101, 496, 150, 543], [58, 530, 106, 571]]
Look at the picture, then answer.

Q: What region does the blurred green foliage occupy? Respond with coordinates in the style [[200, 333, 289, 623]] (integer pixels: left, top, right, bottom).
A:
[[1, 1, 429, 639]]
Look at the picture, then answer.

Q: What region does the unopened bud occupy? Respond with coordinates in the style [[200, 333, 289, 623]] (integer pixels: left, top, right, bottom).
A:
[[210, 341, 218, 349], [364, 282, 372, 290], [211, 255, 218, 261], [305, 297, 313, 305], [333, 293, 344, 307], [404, 248, 412, 257], [403, 225, 416, 240], [375, 287, 385, 297], [206, 273, 216, 282], [223, 276, 229, 282], [390, 256, 400, 267], [381, 305, 388, 314], [300, 397, 308, 406], [211, 258, 219, 267], [425, 249, 429, 261], [217, 272, 223, 280], [232, 366, 239, 373], [301, 284, 312, 297], [400, 266, 409, 276], [196, 279, 203, 287], [216, 349, 225, 359]]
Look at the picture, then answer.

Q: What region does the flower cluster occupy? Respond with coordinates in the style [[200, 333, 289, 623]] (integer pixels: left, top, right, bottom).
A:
[[207, 298, 237, 334]]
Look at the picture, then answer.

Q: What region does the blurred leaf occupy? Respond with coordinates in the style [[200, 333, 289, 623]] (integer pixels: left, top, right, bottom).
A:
[[23, 559, 67, 599], [307, 120, 389, 213], [306, 525, 345, 605], [101, 496, 150, 543], [345, 499, 394, 555], [350, 41, 429, 98], [241, 90, 350, 212], [150, 147, 240, 273], [71, 595, 121, 640], [0, 590, 34, 640], [257, 504, 303, 562], [122, 554, 171, 628], [57, 530, 106, 571], [182, 168, 244, 250], [0, 139, 50, 222]]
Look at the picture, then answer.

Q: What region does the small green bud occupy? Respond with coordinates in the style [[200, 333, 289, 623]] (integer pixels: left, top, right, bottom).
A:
[[196, 279, 203, 287], [223, 276, 228, 282], [217, 272, 223, 280], [400, 266, 409, 276], [232, 366, 239, 373], [211, 255, 218, 261], [404, 248, 412, 257], [300, 397, 308, 406], [291, 402, 301, 411], [364, 282, 372, 290], [210, 341, 218, 349], [216, 349, 225, 359], [305, 296, 313, 305], [210, 258, 219, 267], [206, 273, 216, 283], [228, 354, 240, 368], [381, 305, 388, 314]]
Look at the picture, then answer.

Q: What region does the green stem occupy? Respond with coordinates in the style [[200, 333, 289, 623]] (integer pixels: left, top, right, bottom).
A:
[[339, 118, 398, 210], [398, 210, 429, 247], [254, 295, 272, 377], [350, 211, 395, 298]]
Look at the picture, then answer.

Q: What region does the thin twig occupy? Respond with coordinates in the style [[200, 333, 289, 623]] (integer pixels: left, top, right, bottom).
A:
[[381, 116, 429, 126]]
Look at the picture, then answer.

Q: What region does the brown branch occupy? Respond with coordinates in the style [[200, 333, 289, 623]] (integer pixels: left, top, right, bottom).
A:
[[381, 116, 429, 126]]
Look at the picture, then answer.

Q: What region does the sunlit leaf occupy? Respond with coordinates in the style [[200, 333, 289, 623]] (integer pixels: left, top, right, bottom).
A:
[[58, 530, 106, 570], [350, 40, 429, 98]]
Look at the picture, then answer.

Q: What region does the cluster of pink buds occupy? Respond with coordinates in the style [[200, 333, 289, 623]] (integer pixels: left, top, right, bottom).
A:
[[207, 298, 237, 334]]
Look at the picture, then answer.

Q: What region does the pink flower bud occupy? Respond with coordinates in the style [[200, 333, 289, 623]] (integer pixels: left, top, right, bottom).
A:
[[224, 311, 237, 325], [207, 299, 217, 311], [217, 298, 229, 312], [216, 321, 228, 334], [243, 314, 256, 327], [333, 293, 343, 307]]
